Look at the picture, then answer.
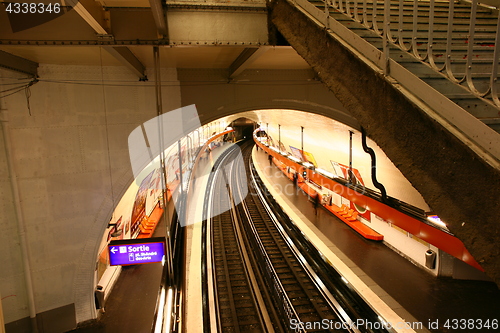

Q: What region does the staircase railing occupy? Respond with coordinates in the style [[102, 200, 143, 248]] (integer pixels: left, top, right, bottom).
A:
[[325, 0, 500, 106]]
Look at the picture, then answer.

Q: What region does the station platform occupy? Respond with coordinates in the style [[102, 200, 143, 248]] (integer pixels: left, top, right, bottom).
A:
[[252, 146, 500, 333]]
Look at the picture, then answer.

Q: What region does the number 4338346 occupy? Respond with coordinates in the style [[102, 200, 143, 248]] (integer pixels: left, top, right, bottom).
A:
[[4, 2, 61, 14], [443, 319, 498, 330]]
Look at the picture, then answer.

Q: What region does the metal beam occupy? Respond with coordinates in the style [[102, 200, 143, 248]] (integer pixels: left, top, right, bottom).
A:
[[65, 0, 109, 35], [0, 50, 38, 77], [0, 7, 268, 45], [103, 47, 146, 79], [229, 47, 269, 79], [63, 1, 146, 79], [149, 0, 168, 37]]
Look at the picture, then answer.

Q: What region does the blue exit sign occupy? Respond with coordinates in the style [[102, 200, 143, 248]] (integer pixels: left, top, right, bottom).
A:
[[108, 238, 165, 266]]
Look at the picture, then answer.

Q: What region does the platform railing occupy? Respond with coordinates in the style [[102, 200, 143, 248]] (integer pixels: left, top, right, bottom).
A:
[[321, 0, 500, 106]]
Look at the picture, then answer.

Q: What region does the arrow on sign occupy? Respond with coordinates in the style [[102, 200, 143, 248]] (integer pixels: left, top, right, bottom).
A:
[[110, 247, 118, 254]]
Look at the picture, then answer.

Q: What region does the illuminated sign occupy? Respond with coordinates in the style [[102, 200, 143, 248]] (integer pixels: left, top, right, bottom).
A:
[[108, 238, 165, 266]]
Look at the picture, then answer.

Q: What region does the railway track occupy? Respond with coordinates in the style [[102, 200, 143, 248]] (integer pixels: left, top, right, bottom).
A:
[[203, 142, 274, 333], [202, 141, 391, 333]]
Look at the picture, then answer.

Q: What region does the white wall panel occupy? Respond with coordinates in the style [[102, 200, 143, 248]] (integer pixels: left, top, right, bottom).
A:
[[369, 213, 435, 274]]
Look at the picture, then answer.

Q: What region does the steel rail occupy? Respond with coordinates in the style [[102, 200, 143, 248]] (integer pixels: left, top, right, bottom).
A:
[[225, 148, 276, 332], [204, 144, 272, 332], [247, 159, 360, 332], [203, 145, 243, 332], [236, 156, 305, 332], [240, 144, 361, 332], [242, 186, 337, 331]]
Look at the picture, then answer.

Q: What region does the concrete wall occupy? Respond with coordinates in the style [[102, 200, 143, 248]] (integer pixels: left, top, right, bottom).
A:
[[0, 65, 181, 331]]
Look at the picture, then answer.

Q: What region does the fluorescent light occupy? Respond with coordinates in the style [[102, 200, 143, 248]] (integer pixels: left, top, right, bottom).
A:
[[427, 215, 447, 228], [288, 156, 301, 163], [154, 287, 166, 333], [164, 288, 174, 332], [302, 162, 313, 168], [341, 276, 349, 284]]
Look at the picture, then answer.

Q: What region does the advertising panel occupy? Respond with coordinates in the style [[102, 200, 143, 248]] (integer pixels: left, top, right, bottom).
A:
[[330, 161, 365, 186], [289, 146, 318, 167]]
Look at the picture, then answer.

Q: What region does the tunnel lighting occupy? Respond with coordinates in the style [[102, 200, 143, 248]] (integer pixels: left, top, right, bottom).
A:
[[225, 126, 233, 131], [302, 162, 313, 168], [316, 168, 335, 179], [154, 287, 166, 333], [270, 146, 280, 153], [280, 151, 288, 156], [288, 156, 301, 163]]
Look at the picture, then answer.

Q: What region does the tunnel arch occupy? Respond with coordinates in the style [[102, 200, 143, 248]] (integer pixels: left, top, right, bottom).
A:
[[76, 101, 494, 325], [192, 100, 360, 132], [71, 68, 363, 323]]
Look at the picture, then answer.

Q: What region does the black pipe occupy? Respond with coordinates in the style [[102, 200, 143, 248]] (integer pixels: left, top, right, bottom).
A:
[[361, 127, 388, 203], [349, 130, 353, 184]]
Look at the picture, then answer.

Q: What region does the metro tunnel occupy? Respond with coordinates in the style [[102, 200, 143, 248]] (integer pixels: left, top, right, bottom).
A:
[[1, 0, 500, 332]]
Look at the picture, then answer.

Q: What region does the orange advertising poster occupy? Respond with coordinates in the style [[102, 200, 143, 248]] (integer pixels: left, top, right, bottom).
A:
[[302, 151, 317, 167], [289, 146, 318, 167]]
